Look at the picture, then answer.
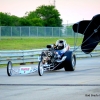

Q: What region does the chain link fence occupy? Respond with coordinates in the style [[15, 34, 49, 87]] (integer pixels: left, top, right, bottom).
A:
[[0, 26, 83, 38]]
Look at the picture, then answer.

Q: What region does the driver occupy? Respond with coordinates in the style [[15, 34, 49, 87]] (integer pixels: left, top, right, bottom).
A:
[[53, 39, 70, 57], [56, 40, 64, 50], [55, 39, 69, 50]]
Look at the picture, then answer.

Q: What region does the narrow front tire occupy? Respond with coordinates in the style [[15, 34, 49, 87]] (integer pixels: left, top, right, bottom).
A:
[[7, 61, 13, 76], [38, 61, 44, 76]]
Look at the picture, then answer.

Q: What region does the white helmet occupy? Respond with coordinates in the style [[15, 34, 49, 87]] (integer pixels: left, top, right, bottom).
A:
[[56, 39, 67, 50]]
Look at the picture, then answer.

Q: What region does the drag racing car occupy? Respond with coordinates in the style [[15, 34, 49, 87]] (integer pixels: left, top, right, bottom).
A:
[[38, 39, 76, 76]]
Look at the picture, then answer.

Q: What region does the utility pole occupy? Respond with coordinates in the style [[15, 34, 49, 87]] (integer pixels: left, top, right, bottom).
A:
[[49, 0, 56, 7], [54, 0, 56, 7]]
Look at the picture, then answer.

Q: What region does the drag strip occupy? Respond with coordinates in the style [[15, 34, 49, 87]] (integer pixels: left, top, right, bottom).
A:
[[0, 57, 100, 100]]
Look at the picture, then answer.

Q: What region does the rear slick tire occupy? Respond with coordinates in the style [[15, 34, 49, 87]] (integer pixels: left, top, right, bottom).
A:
[[64, 51, 76, 71]]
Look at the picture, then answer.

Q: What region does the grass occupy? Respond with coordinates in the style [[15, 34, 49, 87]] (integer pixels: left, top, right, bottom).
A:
[[0, 37, 83, 50]]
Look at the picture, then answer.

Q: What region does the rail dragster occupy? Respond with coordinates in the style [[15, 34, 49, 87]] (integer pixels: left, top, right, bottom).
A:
[[38, 39, 76, 76]]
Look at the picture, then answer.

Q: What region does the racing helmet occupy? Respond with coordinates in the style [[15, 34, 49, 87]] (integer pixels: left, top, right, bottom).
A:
[[56, 39, 67, 50]]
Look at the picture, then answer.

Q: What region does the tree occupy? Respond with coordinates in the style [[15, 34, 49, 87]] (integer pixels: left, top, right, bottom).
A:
[[29, 18, 44, 26], [18, 18, 31, 26], [35, 5, 62, 27], [25, 11, 37, 19], [0, 12, 20, 26], [0, 12, 12, 26], [0, 5, 63, 26], [24, 11, 44, 26], [10, 15, 20, 26]]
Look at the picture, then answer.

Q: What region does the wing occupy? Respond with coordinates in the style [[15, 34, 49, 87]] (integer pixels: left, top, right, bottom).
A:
[[73, 20, 90, 35], [72, 14, 100, 54]]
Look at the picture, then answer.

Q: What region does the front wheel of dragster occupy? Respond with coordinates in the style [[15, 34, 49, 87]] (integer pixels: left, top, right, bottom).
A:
[[38, 61, 44, 76], [7, 61, 13, 76], [64, 51, 76, 71]]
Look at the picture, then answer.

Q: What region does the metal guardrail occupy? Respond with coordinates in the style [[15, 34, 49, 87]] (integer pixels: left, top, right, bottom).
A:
[[0, 46, 100, 65]]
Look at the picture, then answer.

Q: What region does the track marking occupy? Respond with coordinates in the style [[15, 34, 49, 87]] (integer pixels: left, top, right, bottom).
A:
[[0, 84, 100, 86]]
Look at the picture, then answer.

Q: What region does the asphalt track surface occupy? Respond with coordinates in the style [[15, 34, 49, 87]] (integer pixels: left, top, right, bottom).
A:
[[0, 57, 100, 100]]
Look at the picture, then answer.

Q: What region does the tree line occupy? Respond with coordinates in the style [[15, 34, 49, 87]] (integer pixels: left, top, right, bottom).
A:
[[0, 5, 62, 27]]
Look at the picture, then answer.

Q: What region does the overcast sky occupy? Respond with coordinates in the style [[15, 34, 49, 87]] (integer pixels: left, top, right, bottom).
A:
[[0, 0, 100, 24]]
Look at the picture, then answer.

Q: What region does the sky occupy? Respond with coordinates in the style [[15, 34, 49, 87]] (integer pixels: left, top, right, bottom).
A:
[[0, 0, 100, 24]]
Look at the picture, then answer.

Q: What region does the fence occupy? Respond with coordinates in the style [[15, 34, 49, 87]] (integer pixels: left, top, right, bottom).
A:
[[0, 46, 100, 65], [0, 26, 83, 38]]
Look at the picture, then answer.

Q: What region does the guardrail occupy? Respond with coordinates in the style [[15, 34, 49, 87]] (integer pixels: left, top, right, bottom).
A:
[[0, 45, 100, 65]]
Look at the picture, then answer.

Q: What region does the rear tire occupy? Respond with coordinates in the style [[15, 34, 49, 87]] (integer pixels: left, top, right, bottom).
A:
[[64, 51, 76, 71]]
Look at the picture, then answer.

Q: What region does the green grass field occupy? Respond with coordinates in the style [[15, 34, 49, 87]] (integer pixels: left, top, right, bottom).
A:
[[0, 37, 83, 50]]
